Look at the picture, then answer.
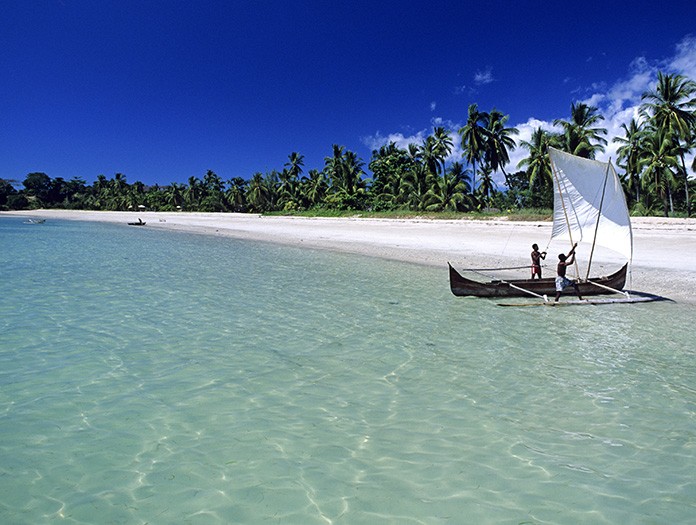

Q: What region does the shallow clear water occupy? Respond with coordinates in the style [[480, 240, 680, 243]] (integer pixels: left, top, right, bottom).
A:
[[1, 217, 695, 524]]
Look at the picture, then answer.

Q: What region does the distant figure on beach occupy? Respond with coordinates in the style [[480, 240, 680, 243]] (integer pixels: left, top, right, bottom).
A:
[[555, 243, 582, 302], [530, 243, 546, 279]]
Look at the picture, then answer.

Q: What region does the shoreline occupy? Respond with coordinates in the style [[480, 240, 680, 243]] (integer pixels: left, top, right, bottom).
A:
[[5, 209, 696, 303]]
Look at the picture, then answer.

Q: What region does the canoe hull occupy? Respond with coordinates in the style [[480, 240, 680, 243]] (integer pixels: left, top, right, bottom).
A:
[[448, 263, 628, 298]]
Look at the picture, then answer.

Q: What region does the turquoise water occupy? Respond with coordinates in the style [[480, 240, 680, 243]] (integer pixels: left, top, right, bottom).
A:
[[1, 217, 695, 524]]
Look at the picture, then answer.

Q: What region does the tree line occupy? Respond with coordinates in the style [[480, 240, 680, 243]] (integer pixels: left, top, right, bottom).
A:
[[2, 72, 695, 217]]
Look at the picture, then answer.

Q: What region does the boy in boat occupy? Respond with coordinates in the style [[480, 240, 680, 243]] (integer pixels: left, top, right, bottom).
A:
[[531, 244, 546, 279], [555, 243, 583, 302]]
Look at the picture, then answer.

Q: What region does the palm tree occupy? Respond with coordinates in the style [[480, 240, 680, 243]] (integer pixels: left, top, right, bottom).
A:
[[369, 142, 404, 209], [431, 126, 454, 175], [104, 173, 128, 210], [368, 142, 421, 210], [93, 174, 109, 206], [519, 128, 552, 187], [184, 176, 202, 209], [421, 136, 442, 182], [303, 169, 328, 207], [402, 162, 431, 211], [324, 144, 345, 191], [484, 109, 518, 187], [425, 166, 471, 212], [111, 173, 128, 193], [518, 127, 554, 208], [553, 102, 607, 158], [104, 173, 129, 210], [203, 170, 224, 194], [640, 72, 696, 216], [164, 183, 185, 210], [458, 103, 488, 191], [225, 177, 248, 212], [339, 150, 367, 200], [247, 172, 271, 212], [200, 170, 225, 211], [263, 170, 281, 211], [126, 180, 146, 211], [477, 164, 496, 206], [449, 161, 471, 194], [285, 152, 305, 180], [277, 168, 301, 211], [613, 118, 645, 205], [638, 125, 680, 216], [276, 152, 305, 210], [324, 145, 367, 209]]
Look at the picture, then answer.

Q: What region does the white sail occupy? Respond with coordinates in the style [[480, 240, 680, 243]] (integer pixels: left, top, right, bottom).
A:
[[548, 147, 633, 261]]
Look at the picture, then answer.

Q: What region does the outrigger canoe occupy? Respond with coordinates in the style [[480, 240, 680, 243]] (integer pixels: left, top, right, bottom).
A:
[[448, 263, 628, 298]]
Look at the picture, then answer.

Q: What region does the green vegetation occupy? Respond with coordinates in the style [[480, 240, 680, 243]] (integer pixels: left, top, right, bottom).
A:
[[2, 72, 695, 218]]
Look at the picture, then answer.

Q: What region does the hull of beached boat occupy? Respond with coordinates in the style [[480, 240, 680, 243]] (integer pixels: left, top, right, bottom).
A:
[[448, 263, 628, 298]]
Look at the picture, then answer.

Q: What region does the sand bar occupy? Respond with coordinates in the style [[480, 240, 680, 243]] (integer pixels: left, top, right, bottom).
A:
[[5, 209, 696, 303]]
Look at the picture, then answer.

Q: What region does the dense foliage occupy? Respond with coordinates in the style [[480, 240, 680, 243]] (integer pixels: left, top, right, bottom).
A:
[[2, 73, 695, 217]]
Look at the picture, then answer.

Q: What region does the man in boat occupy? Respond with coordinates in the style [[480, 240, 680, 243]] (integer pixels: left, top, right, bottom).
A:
[[530, 244, 546, 279], [554, 243, 583, 302]]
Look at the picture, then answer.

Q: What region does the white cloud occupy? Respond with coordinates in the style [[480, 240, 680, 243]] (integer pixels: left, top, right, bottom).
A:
[[669, 34, 696, 80], [363, 35, 696, 182], [361, 130, 428, 153], [361, 123, 464, 164], [587, 35, 696, 167], [513, 35, 696, 170], [430, 101, 437, 111], [507, 119, 561, 176], [474, 67, 494, 85]]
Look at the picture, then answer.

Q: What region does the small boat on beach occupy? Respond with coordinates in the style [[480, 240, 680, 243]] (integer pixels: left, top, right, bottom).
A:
[[128, 218, 146, 226], [448, 262, 628, 298], [449, 148, 652, 304]]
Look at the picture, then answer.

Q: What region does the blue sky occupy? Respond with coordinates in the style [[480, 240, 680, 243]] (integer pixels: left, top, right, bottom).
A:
[[2, 0, 696, 187]]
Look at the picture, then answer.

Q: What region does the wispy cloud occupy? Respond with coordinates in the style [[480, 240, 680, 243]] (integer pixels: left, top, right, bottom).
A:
[[668, 34, 696, 79], [454, 84, 475, 97], [474, 67, 494, 85]]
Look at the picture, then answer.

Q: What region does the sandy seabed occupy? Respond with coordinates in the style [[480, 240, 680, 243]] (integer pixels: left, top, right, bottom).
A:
[[5, 209, 696, 303]]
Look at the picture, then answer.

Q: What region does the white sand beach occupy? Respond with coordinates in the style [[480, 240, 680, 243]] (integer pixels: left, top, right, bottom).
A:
[[5, 209, 696, 303]]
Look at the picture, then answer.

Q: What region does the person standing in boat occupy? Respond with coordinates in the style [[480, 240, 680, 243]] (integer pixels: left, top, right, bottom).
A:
[[555, 243, 583, 302], [530, 244, 546, 279]]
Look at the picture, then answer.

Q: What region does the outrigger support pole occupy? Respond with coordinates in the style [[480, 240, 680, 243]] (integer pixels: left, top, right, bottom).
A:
[[466, 267, 549, 302], [584, 279, 630, 298], [504, 281, 549, 302]]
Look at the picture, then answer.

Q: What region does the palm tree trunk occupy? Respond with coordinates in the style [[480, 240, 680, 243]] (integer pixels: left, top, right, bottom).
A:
[[679, 153, 690, 217], [472, 160, 476, 193]]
